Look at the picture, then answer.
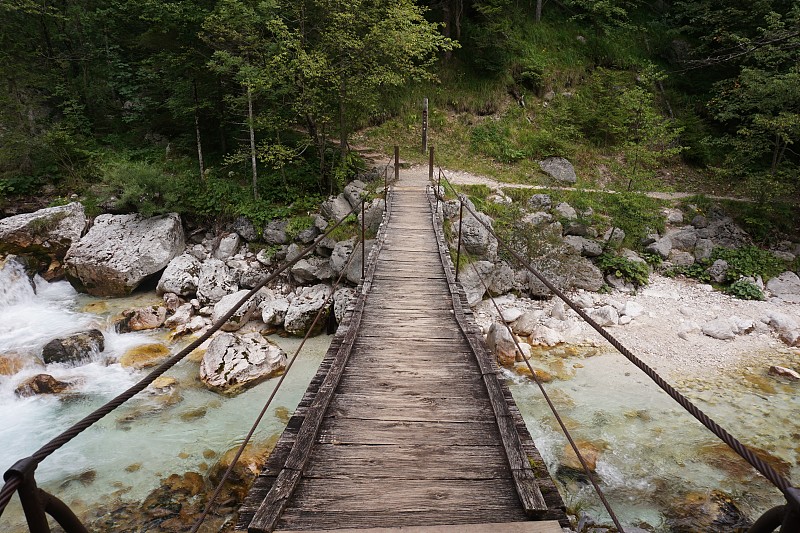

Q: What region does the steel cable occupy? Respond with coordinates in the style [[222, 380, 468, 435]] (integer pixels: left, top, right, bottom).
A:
[[189, 212, 367, 532], [437, 169, 795, 497], [0, 197, 367, 518], [432, 182, 624, 530]]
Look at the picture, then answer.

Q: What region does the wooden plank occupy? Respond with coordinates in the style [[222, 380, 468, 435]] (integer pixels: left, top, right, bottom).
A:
[[279, 521, 565, 533], [281, 478, 523, 513], [317, 419, 504, 446], [277, 509, 530, 530], [302, 444, 511, 480]]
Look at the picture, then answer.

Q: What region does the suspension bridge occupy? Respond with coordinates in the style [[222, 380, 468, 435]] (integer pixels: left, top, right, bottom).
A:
[[1, 151, 798, 533]]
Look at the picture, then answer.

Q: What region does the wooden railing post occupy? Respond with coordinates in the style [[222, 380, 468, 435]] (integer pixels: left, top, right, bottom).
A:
[[394, 146, 399, 182], [455, 200, 464, 282], [422, 97, 428, 154], [428, 146, 434, 181]]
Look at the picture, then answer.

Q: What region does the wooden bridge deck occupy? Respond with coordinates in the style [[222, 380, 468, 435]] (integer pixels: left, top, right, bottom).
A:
[[237, 170, 566, 532]]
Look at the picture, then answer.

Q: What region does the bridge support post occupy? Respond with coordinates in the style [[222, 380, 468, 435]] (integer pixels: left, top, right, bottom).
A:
[[455, 201, 464, 282], [428, 146, 434, 181], [422, 97, 428, 154], [394, 146, 399, 182], [361, 199, 366, 280]]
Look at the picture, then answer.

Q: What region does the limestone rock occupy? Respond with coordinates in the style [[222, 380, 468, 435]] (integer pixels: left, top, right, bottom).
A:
[[706, 259, 729, 284], [157, 254, 202, 297], [65, 213, 184, 296], [343, 179, 367, 208], [669, 250, 696, 267], [529, 325, 563, 346], [571, 258, 604, 292], [698, 217, 751, 248], [694, 238, 715, 262], [291, 257, 334, 285], [196, 259, 238, 304], [165, 303, 194, 329], [645, 237, 672, 259], [42, 329, 104, 366], [321, 194, 353, 222], [333, 287, 356, 323], [554, 202, 577, 221], [232, 216, 258, 242], [459, 261, 494, 305], [667, 227, 698, 251], [602, 227, 625, 246], [120, 343, 171, 369], [457, 211, 497, 259], [664, 208, 684, 224], [521, 212, 553, 226], [330, 238, 356, 275], [702, 319, 736, 340], [622, 301, 644, 319], [0, 202, 86, 276], [15, 374, 72, 397], [346, 241, 375, 285], [591, 305, 619, 326], [561, 440, 603, 474], [501, 307, 525, 323], [212, 290, 258, 332], [261, 295, 291, 327], [358, 198, 385, 233], [486, 322, 517, 367], [213, 233, 241, 260], [200, 333, 287, 393], [527, 194, 552, 211], [765, 311, 800, 346], [564, 236, 602, 257], [117, 306, 167, 332], [766, 271, 800, 303], [488, 261, 517, 295], [263, 220, 289, 245], [512, 310, 542, 336], [284, 284, 332, 336], [539, 157, 577, 184]]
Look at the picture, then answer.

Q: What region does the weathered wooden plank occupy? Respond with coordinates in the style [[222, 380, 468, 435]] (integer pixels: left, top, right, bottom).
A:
[[303, 444, 511, 480], [278, 521, 566, 533], [282, 478, 523, 513], [317, 419, 504, 446], [276, 509, 530, 530]]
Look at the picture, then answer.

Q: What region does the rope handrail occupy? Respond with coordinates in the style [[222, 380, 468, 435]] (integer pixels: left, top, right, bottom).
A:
[[0, 193, 370, 520], [189, 207, 369, 532], [434, 168, 798, 518], [430, 176, 623, 530]]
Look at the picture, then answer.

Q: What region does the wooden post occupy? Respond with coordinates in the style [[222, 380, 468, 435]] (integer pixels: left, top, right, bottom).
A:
[[422, 97, 428, 154], [455, 201, 464, 282], [429, 146, 435, 181], [394, 146, 399, 182], [361, 200, 366, 280]]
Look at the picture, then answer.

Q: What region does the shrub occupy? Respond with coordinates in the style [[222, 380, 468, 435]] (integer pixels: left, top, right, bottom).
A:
[[597, 253, 649, 286], [726, 280, 764, 300], [710, 246, 786, 282]]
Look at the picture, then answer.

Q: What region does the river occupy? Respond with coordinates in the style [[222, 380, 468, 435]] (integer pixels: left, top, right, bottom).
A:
[[0, 257, 797, 531]]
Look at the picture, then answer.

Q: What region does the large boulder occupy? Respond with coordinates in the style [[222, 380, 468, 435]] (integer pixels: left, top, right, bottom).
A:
[[15, 374, 73, 397], [213, 232, 241, 260], [261, 295, 291, 326], [454, 211, 497, 259], [0, 202, 86, 276], [116, 305, 167, 332], [343, 180, 367, 208], [458, 261, 495, 305], [359, 199, 386, 233], [766, 271, 800, 303], [698, 216, 751, 248], [200, 333, 287, 393], [667, 227, 698, 251], [346, 240, 375, 285], [196, 259, 239, 305], [284, 284, 332, 336], [330, 238, 356, 274], [333, 287, 356, 323], [321, 194, 354, 222], [486, 322, 517, 367], [570, 258, 605, 292], [212, 290, 258, 331], [539, 157, 577, 184], [232, 216, 258, 242], [42, 329, 104, 366], [645, 236, 672, 259], [291, 257, 334, 285], [156, 254, 202, 297], [65, 213, 184, 296], [263, 220, 289, 245]]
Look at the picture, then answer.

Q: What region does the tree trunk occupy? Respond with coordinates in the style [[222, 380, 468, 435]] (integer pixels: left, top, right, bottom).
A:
[[193, 80, 205, 181], [339, 78, 348, 154], [535, 0, 543, 22], [443, 1, 452, 60], [247, 86, 259, 200]]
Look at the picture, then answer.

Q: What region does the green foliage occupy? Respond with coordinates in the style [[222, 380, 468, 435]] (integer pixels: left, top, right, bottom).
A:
[[101, 158, 184, 218], [285, 216, 315, 240], [663, 262, 711, 283], [597, 253, 649, 286], [327, 214, 360, 242], [604, 192, 666, 248], [726, 279, 764, 301], [710, 246, 786, 282]]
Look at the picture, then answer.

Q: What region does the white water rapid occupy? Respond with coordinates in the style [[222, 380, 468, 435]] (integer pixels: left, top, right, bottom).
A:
[[0, 258, 330, 532]]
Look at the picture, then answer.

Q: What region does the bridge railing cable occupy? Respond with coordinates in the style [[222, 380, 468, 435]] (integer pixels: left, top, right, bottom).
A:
[[0, 190, 380, 532], [433, 167, 800, 531], [189, 212, 367, 532], [431, 171, 624, 531]]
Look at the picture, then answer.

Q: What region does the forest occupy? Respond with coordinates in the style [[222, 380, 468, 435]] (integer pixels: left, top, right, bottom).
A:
[[0, 0, 798, 230]]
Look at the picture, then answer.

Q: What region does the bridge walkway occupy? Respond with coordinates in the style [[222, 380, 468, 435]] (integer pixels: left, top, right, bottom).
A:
[[237, 169, 566, 532]]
